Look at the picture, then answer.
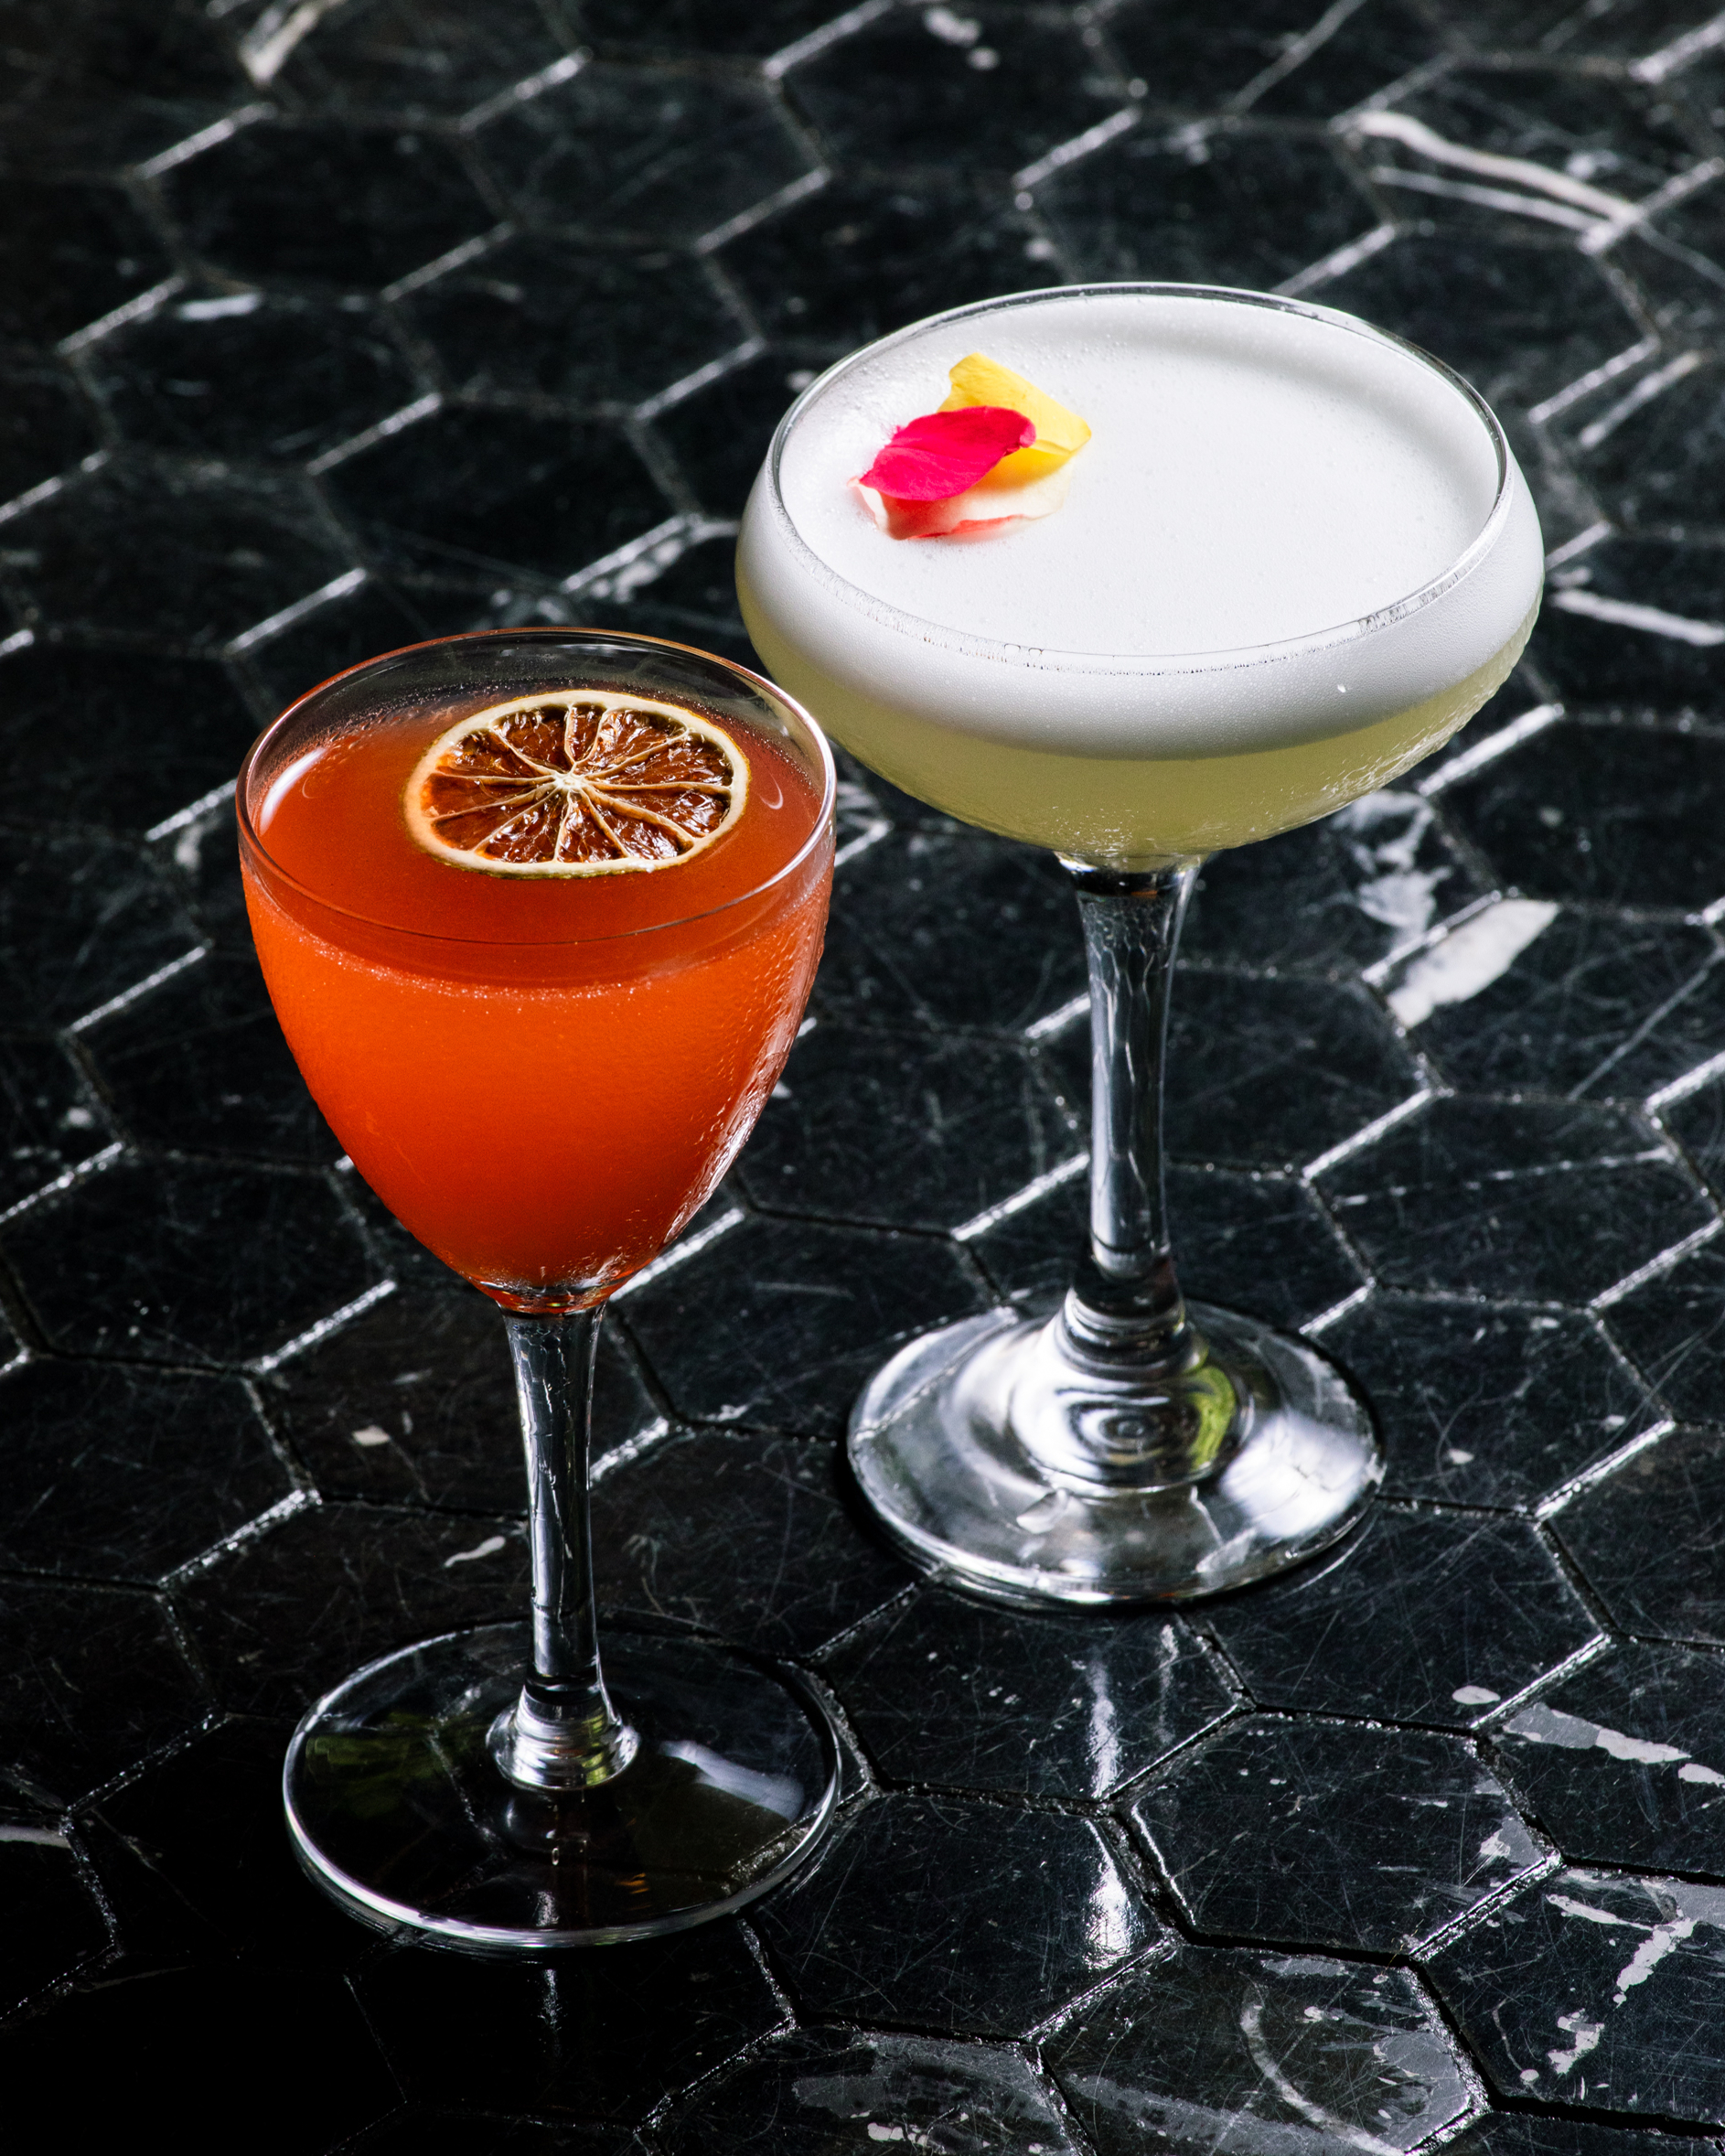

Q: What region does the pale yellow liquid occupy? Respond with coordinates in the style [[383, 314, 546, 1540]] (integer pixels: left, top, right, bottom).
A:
[[741, 580, 1536, 869]]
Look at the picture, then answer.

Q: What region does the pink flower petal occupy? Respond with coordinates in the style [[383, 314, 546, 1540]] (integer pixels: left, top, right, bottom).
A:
[[857, 405, 1035, 502]]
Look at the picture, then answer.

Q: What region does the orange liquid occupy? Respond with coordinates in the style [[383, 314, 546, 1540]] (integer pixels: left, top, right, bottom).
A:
[[241, 701, 830, 1307]]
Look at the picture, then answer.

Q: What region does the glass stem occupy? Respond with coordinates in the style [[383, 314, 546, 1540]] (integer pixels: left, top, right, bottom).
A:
[[1061, 860, 1202, 1367], [492, 1309, 638, 1792]]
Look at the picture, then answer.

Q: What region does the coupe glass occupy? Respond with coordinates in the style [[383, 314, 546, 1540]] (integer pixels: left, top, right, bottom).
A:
[[238, 628, 840, 1950], [737, 284, 1544, 1608]]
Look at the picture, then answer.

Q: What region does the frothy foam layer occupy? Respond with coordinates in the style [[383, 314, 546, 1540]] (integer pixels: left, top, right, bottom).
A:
[[741, 289, 1543, 770], [777, 290, 1497, 658]]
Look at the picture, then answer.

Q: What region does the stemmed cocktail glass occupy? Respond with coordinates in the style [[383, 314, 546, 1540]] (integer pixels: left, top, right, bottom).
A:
[[239, 628, 841, 1950], [738, 284, 1544, 1608]]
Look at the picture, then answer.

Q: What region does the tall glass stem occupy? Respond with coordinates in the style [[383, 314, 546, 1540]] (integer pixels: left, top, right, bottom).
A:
[[1061, 861, 1201, 1367], [490, 1309, 638, 1792]]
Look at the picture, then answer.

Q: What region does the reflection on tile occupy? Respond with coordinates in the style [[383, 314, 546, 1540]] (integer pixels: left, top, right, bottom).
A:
[[3, 1156, 380, 1367], [753, 1792, 1157, 2034], [1329, 1296, 1658, 1510], [618, 1213, 988, 1436], [0, 1360, 288, 1582], [1206, 1505, 1602, 1726], [0, 1576, 203, 1806], [660, 2026, 1085, 2156], [740, 1022, 1074, 1232], [1495, 1641, 1725, 1876], [1426, 1866, 1725, 2122], [1316, 1096, 1712, 1303], [1553, 1423, 1725, 1646], [357, 1926, 784, 2122], [176, 1500, 527, 1716], [1048, 1943, 1473, 2156], [1135, 1714, 1548, 1951], [821, 1590, 1233, 1799], [594, 1431, 911, 1656]]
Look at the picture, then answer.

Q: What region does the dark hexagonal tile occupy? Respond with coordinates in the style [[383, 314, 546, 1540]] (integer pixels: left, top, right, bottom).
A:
[[1383, 908, 1725, 1104], [1329, 1295, 1658, 1510], [576, 0, 837, 58], [1443, 716, 1725, 909], [1036, 123, 1375, 292], [475, 62, 812, 244], [3, 1155, 380, 1368], [1181, 788, 1488, 978], [236, 575, 435, 717], [267, 1282, 658, 1509], [1205, 1505, 1602, 1728], [972, 1159, 1366, 1334], [0, 1577, 204, 1807], [0, 366, 100, 510], [321, 402, 669, 584], [0, 1966, 398, 2141], [1527, 542, 1725, 708], [3, 457, 352, 646], [1425, 1866, 1725, 2123], [753, 1792, 1158, 2035], [402, 235, 745, 411], [1601, 1236, 1725, 1421], [1496, 1642, 1725, 1876], [87, 288, 423, 466], [787, 8, 1121, 177], [820, 1591, 1234, 1801], [1243, 0, 1443, 117], [815, 831, 1086, 1035], [271, 0, 576, 120], [0, 176, 173, 348], [1316, 230, 1650, 418], [1571, 351, 1725, 537], [0, 1833, 110, 2015], [652, 349, 798, 520], [0, 827, 200, 1027], [1047, 1942, 1473, 2156], [1552, 1423, 1725, 1646], [616, 1213, 988, 1437], [1448, 2116, 1698, 2156], [0, 642, 257, 837], [739, 1021, 1075, 1233], [593, 1429, 911, 1657], [0, 1359, 290, 1582], [161, 115, 495, 292], [1315, 1096, 1713, 1304], [1133, 1715, 1548, 1953], [0, 1035, 111, 1213], [81, 949, 337, 1164], [174, 1498, 528, 1716], [659, 2027, 1087, 2155], [357, 1925, 784, 2123], [1664, 1071, 1725, 1204], [717, 174, 1044, 362]]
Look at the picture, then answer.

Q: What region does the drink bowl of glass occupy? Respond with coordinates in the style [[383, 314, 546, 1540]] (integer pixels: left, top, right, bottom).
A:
[[238, 628, 841, 1953], [738, 283, 1544, 1611]]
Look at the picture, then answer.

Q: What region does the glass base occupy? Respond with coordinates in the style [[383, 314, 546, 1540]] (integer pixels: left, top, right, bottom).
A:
[[283, 1624, 841, 1954], [849, 1298, 1381, 1608]]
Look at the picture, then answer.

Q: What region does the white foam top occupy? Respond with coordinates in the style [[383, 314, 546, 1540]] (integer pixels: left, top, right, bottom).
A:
[[738, 286, 1544, 757]]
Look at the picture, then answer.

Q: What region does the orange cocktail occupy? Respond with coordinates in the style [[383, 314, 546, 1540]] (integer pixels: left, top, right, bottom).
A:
[[240, 634, 832, 1308], [244, 629, 844, 1958]]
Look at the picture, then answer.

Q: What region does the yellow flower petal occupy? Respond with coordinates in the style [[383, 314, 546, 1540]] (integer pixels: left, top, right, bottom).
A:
[[938, 351, 1091, 487]]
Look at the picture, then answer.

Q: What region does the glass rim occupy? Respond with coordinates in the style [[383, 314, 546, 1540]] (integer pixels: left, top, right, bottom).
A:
[[763, 280, 1518, 674], [236, 625, 838, 949]]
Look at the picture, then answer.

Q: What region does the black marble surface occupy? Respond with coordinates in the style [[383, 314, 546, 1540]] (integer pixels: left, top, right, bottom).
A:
[[4, 0, 1725, 2147]]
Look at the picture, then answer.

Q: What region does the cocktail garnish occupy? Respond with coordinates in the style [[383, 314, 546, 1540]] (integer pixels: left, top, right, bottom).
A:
[[857, 407, 1036, 501], [855, 351, 1090, 539], [405, 690, 748, 876]]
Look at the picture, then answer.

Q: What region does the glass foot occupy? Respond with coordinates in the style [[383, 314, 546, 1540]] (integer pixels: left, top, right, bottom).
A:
[[284, 1624, 841, 1953], [849, 1298, 1381, 1608]]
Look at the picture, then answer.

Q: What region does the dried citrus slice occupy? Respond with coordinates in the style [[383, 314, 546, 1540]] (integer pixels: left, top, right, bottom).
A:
[[404, 690, 748, 877]]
